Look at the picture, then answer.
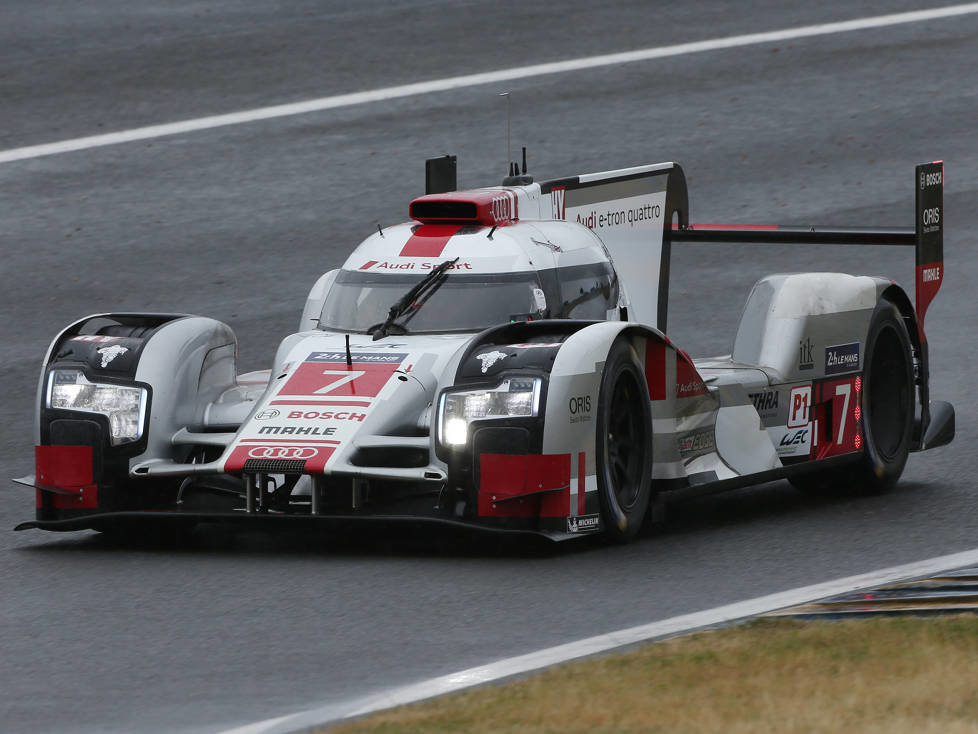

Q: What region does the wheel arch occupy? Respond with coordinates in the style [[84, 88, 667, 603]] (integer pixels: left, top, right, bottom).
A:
[[35, 312, 192, 446], [541, 321, 673, 495], [451, 319, 680, 534], [877, 281, 921, 360], [37, 312, 238, 466]]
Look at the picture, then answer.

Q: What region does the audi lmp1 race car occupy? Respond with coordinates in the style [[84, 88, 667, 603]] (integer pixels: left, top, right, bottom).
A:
[[14, 156, 954, 542]]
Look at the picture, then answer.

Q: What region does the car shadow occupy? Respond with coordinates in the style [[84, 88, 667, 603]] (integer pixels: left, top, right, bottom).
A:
[[14, 478, 929, 559], [650, 477, 931, 539], [15, 517, 565, 559]]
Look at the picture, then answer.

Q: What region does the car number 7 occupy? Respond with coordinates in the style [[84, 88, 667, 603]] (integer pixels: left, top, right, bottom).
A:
[[314, 370, 366, 394], [835, 383, 851, 445]]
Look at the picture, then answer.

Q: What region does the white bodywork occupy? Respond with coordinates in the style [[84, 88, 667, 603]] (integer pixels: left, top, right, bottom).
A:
[[30, 159, 927, 540], [127, 165, 890, 501]]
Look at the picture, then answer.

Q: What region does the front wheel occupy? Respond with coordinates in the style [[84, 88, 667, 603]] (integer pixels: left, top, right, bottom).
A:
[[595, 339, 653, 543]]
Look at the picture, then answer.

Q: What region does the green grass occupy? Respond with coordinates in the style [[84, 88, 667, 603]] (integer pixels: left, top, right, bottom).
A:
[[325, 615, 978, 733]]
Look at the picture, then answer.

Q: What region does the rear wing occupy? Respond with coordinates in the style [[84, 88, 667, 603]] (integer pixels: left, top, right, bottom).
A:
[[424, 156, 943, 339], [670, 161, 945, 339], [669, 161, 945, 450]]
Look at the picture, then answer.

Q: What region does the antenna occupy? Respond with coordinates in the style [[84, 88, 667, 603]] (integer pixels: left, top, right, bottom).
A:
[[499, 92, 511, 173], [498, 93, 534, 186]]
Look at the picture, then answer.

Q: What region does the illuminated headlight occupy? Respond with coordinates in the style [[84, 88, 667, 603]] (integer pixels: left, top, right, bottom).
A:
[[47, 369, 147, 446], [438, 377, 541, 447]]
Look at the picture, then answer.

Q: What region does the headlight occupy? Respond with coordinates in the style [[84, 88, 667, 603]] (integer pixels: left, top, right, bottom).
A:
[[47, 369, 147, 446], [438, 377, 541, 447]]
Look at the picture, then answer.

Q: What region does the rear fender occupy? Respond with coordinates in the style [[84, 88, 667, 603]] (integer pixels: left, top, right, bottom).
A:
[[732, 273, 879, 381], [734, 275, 940, 455]]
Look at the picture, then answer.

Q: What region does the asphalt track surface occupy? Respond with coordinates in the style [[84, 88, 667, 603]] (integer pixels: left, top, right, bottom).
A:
[[1, 2, 976, 732]]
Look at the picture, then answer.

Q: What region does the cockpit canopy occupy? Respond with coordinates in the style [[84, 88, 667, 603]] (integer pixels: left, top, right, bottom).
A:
[[318, 262, 619, 334]]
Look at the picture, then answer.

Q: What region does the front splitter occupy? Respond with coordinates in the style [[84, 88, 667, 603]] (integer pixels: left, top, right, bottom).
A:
[[14, 509, 577, 541]]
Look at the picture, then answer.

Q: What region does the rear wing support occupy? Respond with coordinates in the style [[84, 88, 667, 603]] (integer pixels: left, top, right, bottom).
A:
[[670, 161, 944, 336]]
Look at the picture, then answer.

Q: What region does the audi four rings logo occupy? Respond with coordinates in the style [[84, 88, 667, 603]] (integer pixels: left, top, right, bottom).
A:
[[247, 446, 317, 459]]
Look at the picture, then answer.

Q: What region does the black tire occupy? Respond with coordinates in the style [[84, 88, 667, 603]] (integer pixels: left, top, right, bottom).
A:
[[790, 298, 914, 495], [595, 339, 653, 542]]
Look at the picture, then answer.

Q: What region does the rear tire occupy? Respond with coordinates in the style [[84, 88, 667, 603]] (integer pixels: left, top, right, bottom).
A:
[[595, 339, 653, 543], [790, 298, 914, 495]]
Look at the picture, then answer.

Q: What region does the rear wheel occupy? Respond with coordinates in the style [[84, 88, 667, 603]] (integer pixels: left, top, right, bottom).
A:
[[596, 339, 653, 542], [790, 298, 914, 495]]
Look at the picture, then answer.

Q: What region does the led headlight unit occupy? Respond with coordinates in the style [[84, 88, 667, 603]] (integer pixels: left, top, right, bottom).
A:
[[438, 377, 541, 447], [47, 369, 147, 445]]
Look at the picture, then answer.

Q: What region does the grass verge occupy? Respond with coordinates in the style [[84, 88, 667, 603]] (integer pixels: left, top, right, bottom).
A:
[[325, 615, 978, 733]]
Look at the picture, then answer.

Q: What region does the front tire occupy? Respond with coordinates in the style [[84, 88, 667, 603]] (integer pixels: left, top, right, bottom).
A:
[[595, 339, 653, 543]]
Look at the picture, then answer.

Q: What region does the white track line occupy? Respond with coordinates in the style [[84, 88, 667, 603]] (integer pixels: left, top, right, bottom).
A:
[[217, 547, 978, 734], [4, 3, 978, 165]]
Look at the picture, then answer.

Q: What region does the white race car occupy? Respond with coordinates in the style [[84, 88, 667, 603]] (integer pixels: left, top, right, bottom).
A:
[[15, 156, 954, 542]]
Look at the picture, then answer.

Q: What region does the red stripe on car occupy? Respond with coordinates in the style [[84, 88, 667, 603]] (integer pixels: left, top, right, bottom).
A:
[[478, 453, 570, 518], [238, 438, 342, 445], [915, 262, 942, 336], [34, 445, 98, 509], [399, 224, 463, 257], [645, 341, 667, 401], [675, 349, 709, 398], [671, 223, 780, 230], [577, 452, 586, 515], [270, 399, 372, 407], [223, 445, 336, 473]]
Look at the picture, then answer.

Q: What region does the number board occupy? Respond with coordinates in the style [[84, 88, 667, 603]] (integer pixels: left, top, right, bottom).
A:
[[812, 376, 863, 459], [277, 352, 408, 398]]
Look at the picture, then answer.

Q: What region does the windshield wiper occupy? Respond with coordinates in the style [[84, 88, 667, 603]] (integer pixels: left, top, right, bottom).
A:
[[368, 257, 458, 340]]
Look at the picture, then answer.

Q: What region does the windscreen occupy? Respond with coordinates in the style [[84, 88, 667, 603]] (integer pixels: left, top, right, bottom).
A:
[[319, 270, 548, 333]]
